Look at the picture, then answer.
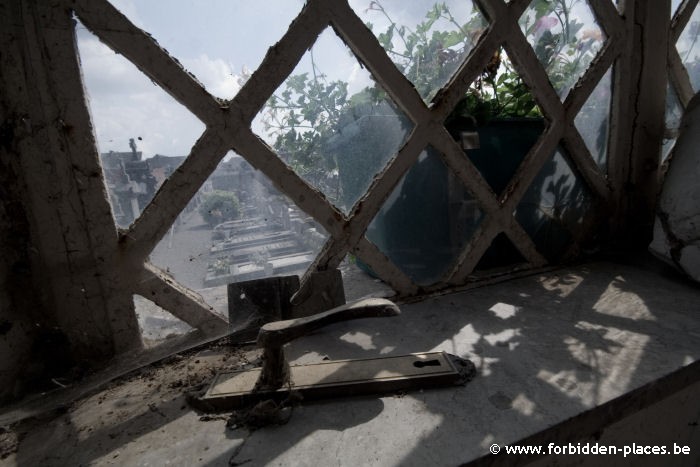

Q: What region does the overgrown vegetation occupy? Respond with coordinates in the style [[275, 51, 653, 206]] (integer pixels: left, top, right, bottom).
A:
[[262, 0, 604, 208], [198, 190, 241, 227]]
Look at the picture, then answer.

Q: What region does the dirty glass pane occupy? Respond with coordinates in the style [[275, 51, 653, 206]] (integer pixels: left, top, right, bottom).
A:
[[149, 154, 329, 331], [444, 46, 545, 195], [662, 83, 684, 161], [254, 27, 413, 214], [76, 0, 303, 228], [515, 148, 594, 262], [676, 7, 700, 92], [520, 0, 606, 99], [452, 116, 545, 196], [75, 22, 204, 228], [350, 0, 488, 102], [574, 67, 612, 171], [365, 147, 483, 286], [672, 0, 684, 18], [133, 295, 194, 348], [443, 46, 545, 127], [104, 0, 302, 100]]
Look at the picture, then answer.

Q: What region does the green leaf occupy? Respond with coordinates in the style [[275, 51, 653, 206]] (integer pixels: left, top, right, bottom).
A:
[[442, 32, 461, 49], [426, 4, 440, 22], [378, 26, 394, 50]]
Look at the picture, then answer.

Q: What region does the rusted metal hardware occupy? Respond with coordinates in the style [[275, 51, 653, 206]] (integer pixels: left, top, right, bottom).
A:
[[193, 297, 476, 412], [254, 298, 400, 391], [198, 351, 474, 412]]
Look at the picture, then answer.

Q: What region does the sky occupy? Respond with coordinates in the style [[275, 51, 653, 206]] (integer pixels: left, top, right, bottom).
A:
[[76, 0, 306, 157], [75, 0, 696, 160], [74, 0, 481, 159]]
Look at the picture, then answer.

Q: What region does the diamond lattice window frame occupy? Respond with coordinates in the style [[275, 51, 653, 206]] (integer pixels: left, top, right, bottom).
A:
[[3, 0, 671, 354], [74, 0, 624, 320]]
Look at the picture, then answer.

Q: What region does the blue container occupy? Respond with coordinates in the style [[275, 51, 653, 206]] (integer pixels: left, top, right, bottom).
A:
[[362, 118, 546, 284]]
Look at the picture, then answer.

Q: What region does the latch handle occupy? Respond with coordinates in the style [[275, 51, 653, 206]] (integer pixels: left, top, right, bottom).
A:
[[257, 298, 399, 348], [254, 298, 400, 391]]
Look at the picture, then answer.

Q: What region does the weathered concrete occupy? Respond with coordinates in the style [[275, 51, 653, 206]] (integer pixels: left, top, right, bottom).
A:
[[0, 0, 690, 436], [5, 261, 700, 466], [651, 93, 700, 282], [1, 0, 142, 363], [0, 118, 41, 404], [227, 275, 300, 340], [290, 268, 346, 318], [610, 0, 671, 249], [1, 0, 135, 401]]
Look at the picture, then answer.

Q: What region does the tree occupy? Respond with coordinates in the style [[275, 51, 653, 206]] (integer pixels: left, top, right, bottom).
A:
[[198, 190, 241, 227]]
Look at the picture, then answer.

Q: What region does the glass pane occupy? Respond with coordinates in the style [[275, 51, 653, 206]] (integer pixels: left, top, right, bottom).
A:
[[672, 0, 684, 18], [515, 148, 593, 262], [106, 0, 303, 100], [574, 67, 612, 171], [676, 8, 700, 92], [254, 27, 413, 214], [365, 147, 483, 285], [520, 0, 606, 99], [662, 83, 684, 161], [133, 295, 194, 348], [149, 154, 329, 329], [448, 113, 545, 196], [350, 0, 488, 102], [75, 22, 204, 228]]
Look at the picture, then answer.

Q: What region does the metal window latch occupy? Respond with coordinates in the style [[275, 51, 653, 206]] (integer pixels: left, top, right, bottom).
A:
[[255, 298, 400, 391], [194, 298, 476, 411]]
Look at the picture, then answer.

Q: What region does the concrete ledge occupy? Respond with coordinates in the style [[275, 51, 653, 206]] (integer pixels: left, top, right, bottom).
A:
[[6, 261, 700, 466]]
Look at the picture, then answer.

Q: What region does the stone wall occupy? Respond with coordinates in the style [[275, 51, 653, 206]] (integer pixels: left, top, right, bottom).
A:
[[0, 116, 43, 404]]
